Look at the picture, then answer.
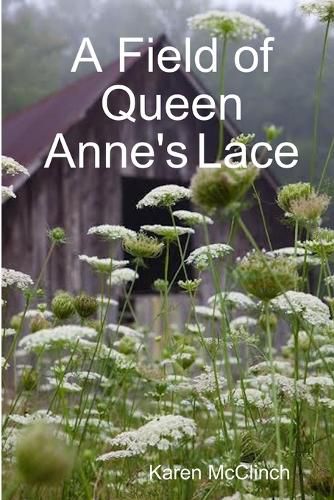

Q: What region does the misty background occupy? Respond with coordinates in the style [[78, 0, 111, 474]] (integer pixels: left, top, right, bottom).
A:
[[2, 0, 334, 191]]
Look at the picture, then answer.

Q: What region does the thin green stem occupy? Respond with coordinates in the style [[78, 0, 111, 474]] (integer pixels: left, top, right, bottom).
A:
[[310, 19, 331, 182]]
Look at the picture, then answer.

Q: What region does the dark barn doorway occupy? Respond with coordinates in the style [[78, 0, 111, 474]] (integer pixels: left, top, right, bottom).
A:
[[122, 176, 193, 294]]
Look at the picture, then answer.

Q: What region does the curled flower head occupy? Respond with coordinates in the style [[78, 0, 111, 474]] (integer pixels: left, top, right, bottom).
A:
[[87, 225, 136, 241], [136, 185, 191, 209], [74, 293, 98, 319], [277, 182, 313, 213], [178, 278, 202, 293], [51, 292, 75, 320], [300, 1, 334, 22], [2, 156, 29, 176], [30, 315, 51, 333], [173, 210, 213, 226], [186, 243, 233, 270], [123, 233, 164, 260], [191, 163, 258, 213], [15, 423, 74, 486], [188, 10, 269, 40], [237, 252, 298, 301], [301, 228, 334, 256], [289, 193, 330, 227], [141, 224, 194, 241]]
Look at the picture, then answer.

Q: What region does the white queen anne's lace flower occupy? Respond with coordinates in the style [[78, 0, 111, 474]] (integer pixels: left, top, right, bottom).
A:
[[136, 185, 191, 209], [96, 415, 196, 461], [79, 255, 128, 273], [2, 186, 16, 202], [305, 376, 334, 388], [208, 291, 256, 311], [1, 268, 33, 290], [325, 275, 334, 286], [188, 10, 269, 40], [107, 324, 144, 340], [195, 305, 222, 320], [172, 210, 213, 226], [141, 225, 194, 239], [19, 325, 97, 352], [192, 367, 226, 395], [266, 247, 320, 267], [300, 1, 334, 22], [87, 225, 136, 240], [107, 268, 139, 286], [2, 156, 29, 176], [186, 244, 233, 270], [1, 328, 16, 337], [9, 410, 62, 426], [271, 291, 331, 327]]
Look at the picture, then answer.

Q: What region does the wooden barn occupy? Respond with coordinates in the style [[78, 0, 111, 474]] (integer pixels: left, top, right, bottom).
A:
[[2, 35, 292, 319]]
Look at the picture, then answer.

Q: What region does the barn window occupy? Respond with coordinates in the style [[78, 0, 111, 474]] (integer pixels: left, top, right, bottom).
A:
[[122, 176, 193, 294]]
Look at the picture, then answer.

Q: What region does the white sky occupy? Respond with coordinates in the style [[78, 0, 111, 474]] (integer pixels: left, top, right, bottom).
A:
[[225, 0, 297, 13]]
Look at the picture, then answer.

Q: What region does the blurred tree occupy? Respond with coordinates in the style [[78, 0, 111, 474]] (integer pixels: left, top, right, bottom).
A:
[[3, 0, 65, 116]]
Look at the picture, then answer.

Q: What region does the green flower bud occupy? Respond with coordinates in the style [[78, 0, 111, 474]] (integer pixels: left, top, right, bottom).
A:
[[153, 279, 169, 293], [30, 315, 51, 333], [74, 293, 97, 319], [48, 227, 66, 245], [174, 345, 197, 370], [10, 314, 22, 331], [123, 233, 164, 260], [20, 368, 39, 392], [118, 336, 137, 355], [15, 423, 74, 486], [191, 162, 258, 213], [263, 123, 283, 143], [52, 292, 75, 320]]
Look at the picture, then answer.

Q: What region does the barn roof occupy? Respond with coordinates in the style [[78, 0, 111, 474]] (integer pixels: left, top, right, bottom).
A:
[[2, 34, 279, 193]]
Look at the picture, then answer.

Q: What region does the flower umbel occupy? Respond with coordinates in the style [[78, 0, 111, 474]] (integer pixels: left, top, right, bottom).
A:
[[188, 10, 269, 40], [96, 415, 196, 460], [186, 244, 233, 271], [123, 233, 164, 260], [300, 1, 334, 22], [136, 185, 191, 209], [2, 156, 29, 176], [237, 252, 298, 301]]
